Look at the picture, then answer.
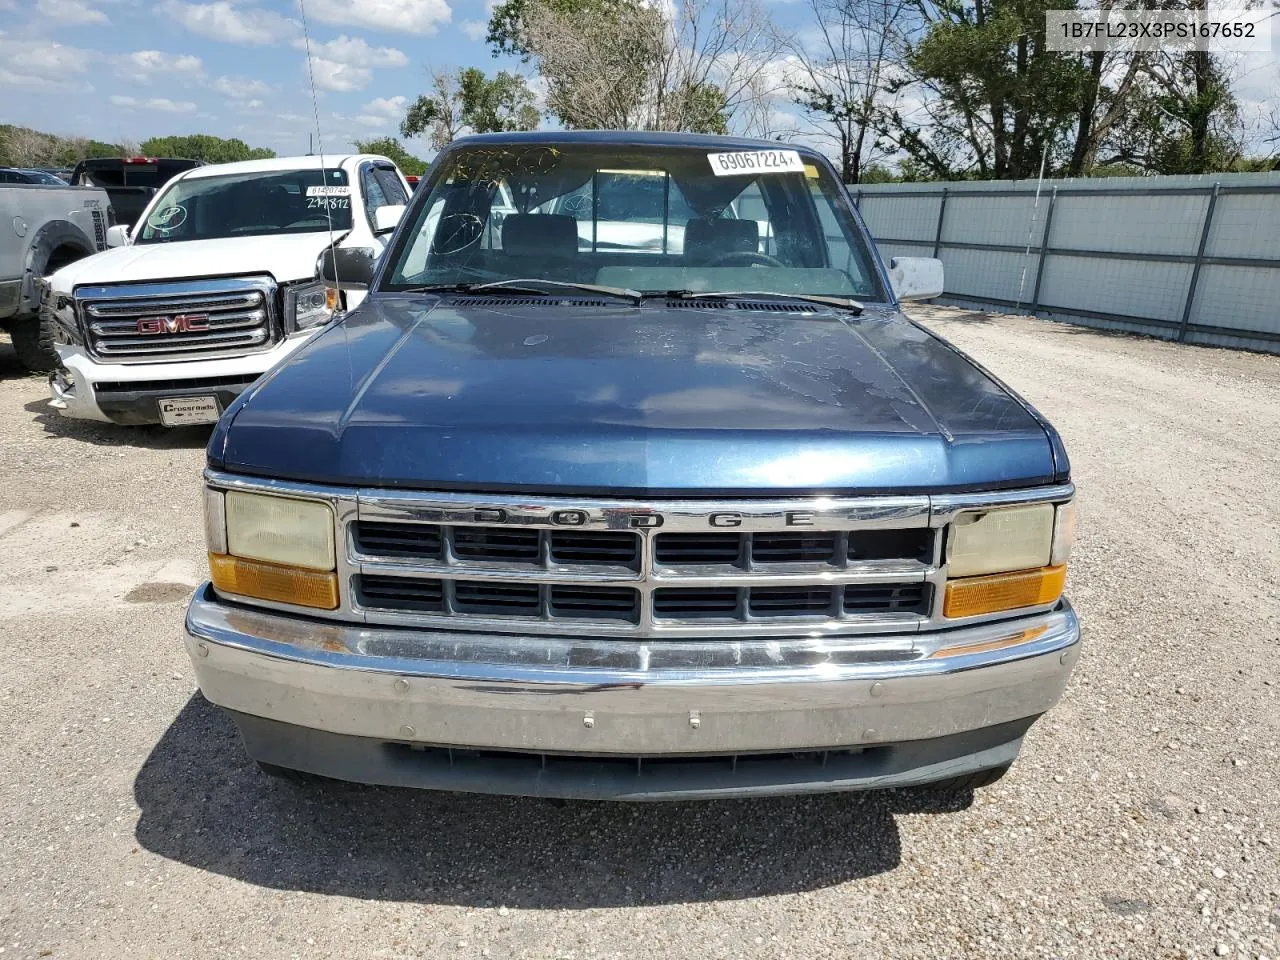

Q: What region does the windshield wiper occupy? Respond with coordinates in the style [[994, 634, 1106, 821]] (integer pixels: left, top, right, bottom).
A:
[[661, 290, 864, 315], [406, 278, 642, 304]]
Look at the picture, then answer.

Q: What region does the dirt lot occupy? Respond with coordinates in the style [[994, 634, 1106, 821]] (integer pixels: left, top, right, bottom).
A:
[[0, 307, 1277, 960]]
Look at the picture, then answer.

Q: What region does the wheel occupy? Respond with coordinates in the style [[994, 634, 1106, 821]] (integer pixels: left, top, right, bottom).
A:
[[256, 760, 321, 784], [7, 313, 57, 372], [926, 763, 1012, 792]]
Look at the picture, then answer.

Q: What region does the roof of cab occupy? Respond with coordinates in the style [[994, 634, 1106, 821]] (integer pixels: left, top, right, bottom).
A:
[[450, 129, 823, 155], [180, 154, 387, 180]]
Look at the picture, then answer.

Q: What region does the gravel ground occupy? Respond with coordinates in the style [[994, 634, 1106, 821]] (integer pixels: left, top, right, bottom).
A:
[[0, 306, 1277, 960]]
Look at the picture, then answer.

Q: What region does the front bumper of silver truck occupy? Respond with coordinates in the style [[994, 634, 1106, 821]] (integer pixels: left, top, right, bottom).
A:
[[185, 584, 1080, 800]]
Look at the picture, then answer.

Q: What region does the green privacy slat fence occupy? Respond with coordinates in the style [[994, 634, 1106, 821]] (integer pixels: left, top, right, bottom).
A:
[[853, 172, 1280, 354]]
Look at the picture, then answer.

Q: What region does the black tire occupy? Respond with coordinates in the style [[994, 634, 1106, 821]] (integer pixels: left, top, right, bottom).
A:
[[8, 312, 57, 373], [926, 763, 1012, 792], [256, 760, 321, 784]]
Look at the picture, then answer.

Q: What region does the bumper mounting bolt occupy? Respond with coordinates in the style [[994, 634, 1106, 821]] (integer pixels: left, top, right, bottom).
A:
[[862, 728, 879, 741], [196, 642, 208, 658], [399, 724, 416, 739], [393, 678, 409, 694], [583, 713, 595, 729], [689, 711, 701, 730], [870, 681, 885, 698]]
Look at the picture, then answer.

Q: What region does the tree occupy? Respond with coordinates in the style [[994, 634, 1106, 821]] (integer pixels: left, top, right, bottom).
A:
[[400, 68, 540, 152], [1098, 51, 1243, 175], [138, 134, 275, 163], [878, 0, 1093, 180], [780, 0, 910, 183], [352, 136, 430, 175], [515, 0, 780, 134]]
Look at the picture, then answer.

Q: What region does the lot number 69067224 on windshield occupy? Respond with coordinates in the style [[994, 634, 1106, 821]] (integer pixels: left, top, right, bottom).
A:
[[708, 150, 805, 176]]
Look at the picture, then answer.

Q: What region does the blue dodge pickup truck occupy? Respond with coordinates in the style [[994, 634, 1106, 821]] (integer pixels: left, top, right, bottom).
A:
[[184, 131, 1080, 800]]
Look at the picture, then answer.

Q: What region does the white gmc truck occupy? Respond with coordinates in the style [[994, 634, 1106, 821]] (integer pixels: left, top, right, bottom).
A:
[[42, 153, 408, 426]]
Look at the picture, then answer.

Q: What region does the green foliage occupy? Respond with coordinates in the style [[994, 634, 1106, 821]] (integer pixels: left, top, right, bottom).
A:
[[400, 68, 539, 151], [0, 124, 124, 167], [486, 0, 613, 59], [661, 82, 730, 136], [889, 0, 1089, 180], [351, 137, 430, 176], [138, 134, 275, 163]]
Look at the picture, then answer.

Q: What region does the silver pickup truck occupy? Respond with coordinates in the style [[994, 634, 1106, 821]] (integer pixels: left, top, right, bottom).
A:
[[0, 182, 111, 370]]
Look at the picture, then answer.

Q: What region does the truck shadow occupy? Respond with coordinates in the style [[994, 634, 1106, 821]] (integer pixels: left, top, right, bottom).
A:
[[134, 695, 974, 907], [22, 398, 212, 449]]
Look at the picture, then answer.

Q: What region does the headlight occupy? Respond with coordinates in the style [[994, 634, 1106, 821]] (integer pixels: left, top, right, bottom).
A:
[[206, 489, 338, 609], [943, 501, 1074, 618], [285, 280, 337, 331], [947, 503, 1054, 577]]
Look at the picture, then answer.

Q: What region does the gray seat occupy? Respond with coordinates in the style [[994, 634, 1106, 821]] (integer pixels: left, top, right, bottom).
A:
[[684, 217, 759, 264], [502, 214, 579, 260]]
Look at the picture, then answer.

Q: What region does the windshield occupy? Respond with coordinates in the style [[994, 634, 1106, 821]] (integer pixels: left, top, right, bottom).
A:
[[134, 167, 353, 244], [383, 143, 884, 300]]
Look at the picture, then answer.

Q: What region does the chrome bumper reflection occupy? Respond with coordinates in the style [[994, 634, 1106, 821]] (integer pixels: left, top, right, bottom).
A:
[[185, 585, 1080, 756]]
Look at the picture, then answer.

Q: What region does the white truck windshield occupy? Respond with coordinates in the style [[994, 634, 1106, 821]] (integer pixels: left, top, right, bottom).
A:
[[134, 167, 353, 244]]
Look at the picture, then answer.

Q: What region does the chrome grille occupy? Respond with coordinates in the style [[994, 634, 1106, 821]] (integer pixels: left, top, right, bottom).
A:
[[75, 276, 276, 362], [207, 474, 1076, 640], [344, 493, 943, 637]]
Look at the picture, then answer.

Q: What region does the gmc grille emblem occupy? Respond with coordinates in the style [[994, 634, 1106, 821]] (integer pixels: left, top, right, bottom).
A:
[[136, 313, 210, 335]]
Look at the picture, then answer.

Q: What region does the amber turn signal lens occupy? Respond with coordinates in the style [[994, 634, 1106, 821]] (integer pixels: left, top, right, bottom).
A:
[[944, 565, 1066, 618], [209, 553, 339, 610]]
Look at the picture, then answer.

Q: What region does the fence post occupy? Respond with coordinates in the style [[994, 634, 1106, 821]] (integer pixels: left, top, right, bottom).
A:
[[854, 189, 862, 210], [1030, 186, 1058, 312], [932, 187, 949, 258], [1177, 183, 1220, 342]]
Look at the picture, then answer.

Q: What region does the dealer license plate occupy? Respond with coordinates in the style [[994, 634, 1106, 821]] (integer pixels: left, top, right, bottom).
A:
[[158, 395, 221, 426]]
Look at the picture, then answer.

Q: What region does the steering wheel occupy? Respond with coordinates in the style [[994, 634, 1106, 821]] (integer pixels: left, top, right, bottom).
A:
[[706, 250, 787, 268]]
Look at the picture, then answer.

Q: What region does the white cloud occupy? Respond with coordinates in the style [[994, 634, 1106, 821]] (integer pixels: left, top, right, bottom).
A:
[[36, 0, 110, 24], [115, 49, 204, 83], [111, 94, 199, 112], [212, 74, 270, 98], [345, 95, 408, 127], [294, 34, 408, 67], [0, 39, 93, 77], [307, 0, 451, 36], [307, 57, 372, 92], [157, 0, 296, 45], [362, 94, 408, 117], [459, 18, 486, 40]]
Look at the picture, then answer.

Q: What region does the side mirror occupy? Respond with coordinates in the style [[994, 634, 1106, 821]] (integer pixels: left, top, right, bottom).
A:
[[373, 204, 405, 234], [318, 245, 377, 291], [888, 257, 944, 301], [105, 224, 130, 248]]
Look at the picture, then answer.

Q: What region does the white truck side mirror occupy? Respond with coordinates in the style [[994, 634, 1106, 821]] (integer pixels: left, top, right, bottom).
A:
[[373, 204, 405, 234], [105, 224, 130, 248], [889, 257, 944, 301]]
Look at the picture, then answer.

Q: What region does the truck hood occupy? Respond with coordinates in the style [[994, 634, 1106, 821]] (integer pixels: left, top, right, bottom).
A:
[[212, 297, 1066, 495], [50, 232, 341, 290]]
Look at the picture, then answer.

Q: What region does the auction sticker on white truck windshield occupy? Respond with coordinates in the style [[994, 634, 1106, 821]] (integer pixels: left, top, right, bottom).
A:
[[158, 396, 220, 426], [708, 150, 805, 176], [305, 185, 351, 197]]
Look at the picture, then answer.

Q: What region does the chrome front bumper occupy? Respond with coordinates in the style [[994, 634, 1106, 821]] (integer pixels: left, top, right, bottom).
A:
[[185, 586, 1080, 798]]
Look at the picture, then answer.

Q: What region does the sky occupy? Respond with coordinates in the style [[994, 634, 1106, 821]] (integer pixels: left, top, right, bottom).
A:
[[0, 0, 1277, 164], [0, 0, 521, 157]]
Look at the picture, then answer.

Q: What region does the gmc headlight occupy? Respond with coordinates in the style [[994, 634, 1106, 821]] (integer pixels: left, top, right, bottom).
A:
[[943, 501, 1075, 619], [205, 489, 338, 609], [284, 280, 337, 331]]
